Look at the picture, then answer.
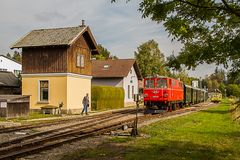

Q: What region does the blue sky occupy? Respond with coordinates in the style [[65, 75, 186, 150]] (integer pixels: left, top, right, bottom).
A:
[[0, 0, 220, 78]]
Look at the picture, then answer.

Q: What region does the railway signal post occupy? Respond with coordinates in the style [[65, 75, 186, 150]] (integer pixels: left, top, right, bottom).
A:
[[131, 94, 140, 137]]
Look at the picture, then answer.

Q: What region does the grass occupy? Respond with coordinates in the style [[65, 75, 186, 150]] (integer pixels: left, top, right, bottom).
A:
[[61, 100, 240, 160]]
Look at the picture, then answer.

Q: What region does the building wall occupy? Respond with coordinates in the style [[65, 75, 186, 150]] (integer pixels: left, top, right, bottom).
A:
[[67, 75, 91, 114], [22, 73, 91, 113], [123, 66, 139, 105], [0, 56, 22, 75], [92, 78, 123, 87], [22, 47, 68, 74], [67, 35, 92, 76], [22, 74, 67, 110]]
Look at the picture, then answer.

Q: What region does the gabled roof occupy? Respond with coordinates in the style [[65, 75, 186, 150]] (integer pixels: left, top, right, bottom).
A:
[[10, 25, 99, 55], [92, 59, 142, 80], [0, 55, 22, 65], [0, 71, 20, 87]]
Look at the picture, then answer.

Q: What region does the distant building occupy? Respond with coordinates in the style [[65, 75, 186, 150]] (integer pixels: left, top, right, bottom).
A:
[[0, 55, 22, 76], [11, 22, 99, 113], [92, 59, 142, 106], [0, 71, 21, 94], [192, 80, 199, 88]]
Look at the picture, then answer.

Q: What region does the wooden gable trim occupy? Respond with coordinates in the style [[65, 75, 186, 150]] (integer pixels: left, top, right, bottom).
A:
[[68, 26, 99, 55]]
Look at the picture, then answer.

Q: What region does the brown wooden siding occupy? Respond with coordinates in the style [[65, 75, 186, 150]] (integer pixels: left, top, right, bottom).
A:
[[67, 35, 92, 76], [22, 47, 68, 74], [0, 96, 30, 118]]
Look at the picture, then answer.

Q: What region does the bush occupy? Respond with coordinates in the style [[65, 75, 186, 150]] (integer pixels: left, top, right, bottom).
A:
[[226, 84, 240, 97], [91, 86, 124, 111]]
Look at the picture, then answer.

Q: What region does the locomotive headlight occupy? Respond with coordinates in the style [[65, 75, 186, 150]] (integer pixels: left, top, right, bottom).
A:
[[163, 92, 168, 98]]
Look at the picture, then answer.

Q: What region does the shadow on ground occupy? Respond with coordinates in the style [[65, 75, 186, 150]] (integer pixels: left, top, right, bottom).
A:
[[124, 140, 235, 160], [60, 139, 236, 160], [200, 109, 230, 114]]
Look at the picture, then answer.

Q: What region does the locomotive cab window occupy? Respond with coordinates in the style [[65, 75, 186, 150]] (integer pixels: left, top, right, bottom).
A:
[[145, 79, 154, 88], [157, 78, 167, 88]]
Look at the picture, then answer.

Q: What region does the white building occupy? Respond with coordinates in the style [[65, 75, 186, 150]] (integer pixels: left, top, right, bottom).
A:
[[92, 59, 142, 106], [0, 55, 22, 76]]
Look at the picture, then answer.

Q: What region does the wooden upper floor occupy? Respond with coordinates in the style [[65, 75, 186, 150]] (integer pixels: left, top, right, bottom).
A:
[[11, 25, 99, 76]]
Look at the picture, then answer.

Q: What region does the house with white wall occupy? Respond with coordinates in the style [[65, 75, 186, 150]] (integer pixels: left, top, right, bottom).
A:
[[92, 59, 142, 106], [0, 55, 22, 76]]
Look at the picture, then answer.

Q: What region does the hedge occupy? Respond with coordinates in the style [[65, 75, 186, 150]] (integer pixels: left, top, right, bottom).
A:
[[91, 86, 124, 111]]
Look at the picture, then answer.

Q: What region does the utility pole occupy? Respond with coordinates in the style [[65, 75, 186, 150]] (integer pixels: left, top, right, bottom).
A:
[[131, 94, 140, 137]]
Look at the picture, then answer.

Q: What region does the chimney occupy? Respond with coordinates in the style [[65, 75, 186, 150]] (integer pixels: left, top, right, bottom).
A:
[[81, 20, 85, 27]]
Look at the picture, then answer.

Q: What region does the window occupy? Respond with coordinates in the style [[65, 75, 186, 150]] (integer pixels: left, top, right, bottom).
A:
[[128, 85, 130, 99], [132, 86, 134, 98], [157, 78, 167, 88], [179, 82, 183, 89], [145, 79, 154, 88], [0, 68, 7, 71], [172, 80, 176, 87], [76, 54, 84, 68], [14, 70, 21, 76], [39, 80, 49, 102], [103, 64, 109, 70]]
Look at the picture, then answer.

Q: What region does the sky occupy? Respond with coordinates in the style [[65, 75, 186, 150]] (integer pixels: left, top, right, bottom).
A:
[[0, 0, 221, 78]]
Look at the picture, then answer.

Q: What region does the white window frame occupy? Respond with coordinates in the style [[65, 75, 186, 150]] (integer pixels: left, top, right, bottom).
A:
[[38, 80, 50, 103], [76, 54, 85, 68]]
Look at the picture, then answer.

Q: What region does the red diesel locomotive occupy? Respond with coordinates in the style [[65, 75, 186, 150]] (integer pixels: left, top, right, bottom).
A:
[[144, 76, 184, 113]]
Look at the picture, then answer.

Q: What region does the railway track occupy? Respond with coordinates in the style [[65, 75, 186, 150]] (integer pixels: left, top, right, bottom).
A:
[[0, 109, 138, 160], [0, 108, 138, 134], [0, 102, 214, 160]]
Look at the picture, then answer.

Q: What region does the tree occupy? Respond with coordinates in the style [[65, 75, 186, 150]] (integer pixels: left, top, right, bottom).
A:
[[92, 44, 118, 60], [112, 0, 240, 76], [12, 51, 22, 63], [226, 84, 240, 97], [135, 39, 167, 77], [6, 53, 11, 58], [219, 83, 226, 96]]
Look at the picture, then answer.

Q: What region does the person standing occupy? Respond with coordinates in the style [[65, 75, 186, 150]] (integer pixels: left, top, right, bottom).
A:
[[81, 93, 89, 115]]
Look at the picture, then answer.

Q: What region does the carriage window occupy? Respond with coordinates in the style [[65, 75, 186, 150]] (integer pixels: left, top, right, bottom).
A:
[[145, 79, 154, 88], [157, 79, 167, 88]]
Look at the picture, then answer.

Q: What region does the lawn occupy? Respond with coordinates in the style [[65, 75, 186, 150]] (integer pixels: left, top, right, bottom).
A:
[[61, 100, 240, 160]]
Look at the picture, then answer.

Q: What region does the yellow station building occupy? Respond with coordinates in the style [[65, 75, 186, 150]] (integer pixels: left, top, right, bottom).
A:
[[11, 22, 99, 114]]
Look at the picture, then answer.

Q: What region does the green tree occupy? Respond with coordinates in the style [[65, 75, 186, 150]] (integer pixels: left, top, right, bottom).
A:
[[212, 80, 220, 90], [135, 39, 167, 77], [6, 53, 11, 58], [219, 83, 226, 96], [172, 69, 194, 85], [92, 44, 118, 60], [226, 84, 240, 97], [210, 68, 226, 84], [112, 0, 240, 76], [12, 51, 22, 63]]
